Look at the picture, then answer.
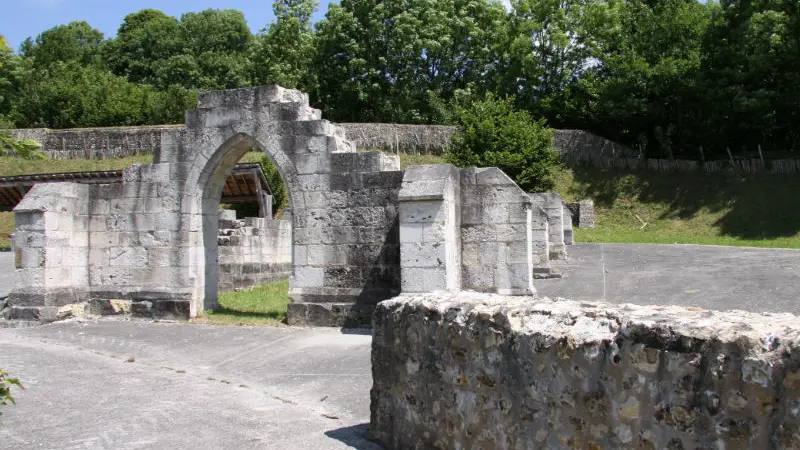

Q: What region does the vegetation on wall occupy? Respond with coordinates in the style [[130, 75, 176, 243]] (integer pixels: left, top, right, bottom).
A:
[[0, 0, 797, 161]]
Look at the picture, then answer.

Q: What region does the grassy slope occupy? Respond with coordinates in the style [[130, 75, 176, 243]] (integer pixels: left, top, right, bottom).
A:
[[554, 167, 800, 248]]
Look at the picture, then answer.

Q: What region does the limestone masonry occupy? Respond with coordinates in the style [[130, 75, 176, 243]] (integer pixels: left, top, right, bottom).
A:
[[371, 292, 800, 449], [4, 85, 560, 326], [217, 209, 291, 292]]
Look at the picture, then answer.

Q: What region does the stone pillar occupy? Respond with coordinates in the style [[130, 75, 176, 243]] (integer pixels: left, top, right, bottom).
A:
[[7, 183, 90, 322], [578, 199, 596, 228], [532, 192, 567, 260], [398, 165, 462, 293], [562, 203, 574, 245]]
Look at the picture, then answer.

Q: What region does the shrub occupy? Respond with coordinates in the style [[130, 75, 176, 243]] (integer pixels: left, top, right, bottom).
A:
[[260, 154, 288, 217], [0, 369, 22, 421], [445, 94, 559, 192]]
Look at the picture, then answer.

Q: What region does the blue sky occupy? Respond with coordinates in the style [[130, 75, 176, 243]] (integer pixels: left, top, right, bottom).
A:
[[2, 0, 334, 52]]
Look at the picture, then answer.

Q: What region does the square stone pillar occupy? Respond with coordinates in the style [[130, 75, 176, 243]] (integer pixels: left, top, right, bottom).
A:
[[398, 165, 462, 293]]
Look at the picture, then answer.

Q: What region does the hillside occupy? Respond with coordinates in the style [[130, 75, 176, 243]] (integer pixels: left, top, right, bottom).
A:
[[555, 167, 800, 249]]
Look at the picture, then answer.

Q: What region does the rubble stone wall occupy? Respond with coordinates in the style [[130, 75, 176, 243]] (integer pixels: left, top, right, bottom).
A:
[[371, 292, 800, 450]]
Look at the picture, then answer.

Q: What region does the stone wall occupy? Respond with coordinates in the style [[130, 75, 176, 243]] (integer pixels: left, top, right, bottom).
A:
[[9, 126, 185, 160], [9, 125, 622, 164], [371, 292, 800, 450], [7, 86, 408, 326], [217, 210, 291, 292], [566, 199, 596, 229]]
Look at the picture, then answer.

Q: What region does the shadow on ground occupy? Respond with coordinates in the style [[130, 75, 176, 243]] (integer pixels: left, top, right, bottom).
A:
[[325, 423, 385, 449], [567, 166, 800, 239]]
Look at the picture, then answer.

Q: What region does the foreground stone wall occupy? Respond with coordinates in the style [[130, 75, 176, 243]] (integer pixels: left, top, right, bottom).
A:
[[371, 292, 800, 450], [217, 210, 291, 292]]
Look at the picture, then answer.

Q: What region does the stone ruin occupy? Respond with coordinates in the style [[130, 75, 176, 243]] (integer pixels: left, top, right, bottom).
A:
[[6, 85, 799, 449], [5, 85, 563, 326]]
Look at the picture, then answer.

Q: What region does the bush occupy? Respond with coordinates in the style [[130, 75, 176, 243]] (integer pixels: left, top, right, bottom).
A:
[[0, 368, 22, 421], [445, 94, 559, 192]]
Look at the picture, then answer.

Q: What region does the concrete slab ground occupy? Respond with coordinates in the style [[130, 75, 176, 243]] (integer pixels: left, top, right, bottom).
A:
[[1, 243, 799, 449], [538, 243, 800, 314], [0, 251, 13, 298], [0, 320, 381, 450]]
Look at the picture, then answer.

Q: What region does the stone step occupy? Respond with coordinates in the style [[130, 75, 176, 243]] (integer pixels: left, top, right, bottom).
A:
[[0, 319, 41, 328]]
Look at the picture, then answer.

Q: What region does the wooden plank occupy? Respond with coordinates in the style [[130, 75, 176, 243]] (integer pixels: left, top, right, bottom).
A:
[[253, 169, 266, 218], [219, 195, 259, 203]]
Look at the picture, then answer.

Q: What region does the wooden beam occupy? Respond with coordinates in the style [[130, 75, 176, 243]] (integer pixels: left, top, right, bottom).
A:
[[219, 195, 259, 203], [253, 169, 266, 218]]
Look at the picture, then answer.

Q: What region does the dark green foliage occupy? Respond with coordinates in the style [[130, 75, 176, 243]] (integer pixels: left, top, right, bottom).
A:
[[0, 368, 23, 420], [21, 21, 105, 69], [445, 94, 559, 192], [10, 62, 192, 128], [1, 1, 799, 162], [261, 154, 289, 217], [251, 0, 318, 91]]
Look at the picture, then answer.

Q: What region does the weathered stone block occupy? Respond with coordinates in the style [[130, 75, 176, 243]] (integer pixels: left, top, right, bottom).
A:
[[372, 293, 800, 450]]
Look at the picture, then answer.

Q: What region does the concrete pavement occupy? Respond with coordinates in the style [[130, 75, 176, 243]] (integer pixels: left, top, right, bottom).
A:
[[1, 243, 799, 449], [537, 243, 800, 314], [0, 320, 381, 450]]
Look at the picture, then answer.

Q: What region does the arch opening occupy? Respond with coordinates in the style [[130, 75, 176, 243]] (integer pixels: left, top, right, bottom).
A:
[[198, 133, 296, 318]]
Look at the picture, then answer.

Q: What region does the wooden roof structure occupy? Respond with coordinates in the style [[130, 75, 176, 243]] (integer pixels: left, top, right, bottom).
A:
[[0, 162, 274, 217]]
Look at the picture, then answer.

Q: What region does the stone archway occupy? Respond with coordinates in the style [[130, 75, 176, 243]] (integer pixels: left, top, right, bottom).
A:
[[6, 85, 553, 327]]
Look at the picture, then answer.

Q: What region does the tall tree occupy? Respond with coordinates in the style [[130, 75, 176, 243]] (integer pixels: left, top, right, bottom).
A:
[[577, 0, 712, 158], [701, 0, 800, 155], [251, 0, 319, 90], [104, 9, 183, 86], [20, 21, 105, 69], [314, 0, 509, 123], [506, 0, 621, 123], [0, 36, 15, 123]]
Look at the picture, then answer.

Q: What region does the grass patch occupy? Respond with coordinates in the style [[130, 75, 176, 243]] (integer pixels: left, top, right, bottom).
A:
[[0, 155, 153, 177], [399, 152, 446, 169], [554, 167, 800, 249], [0, 212, 12, 250], [194, 279, 291, 327]]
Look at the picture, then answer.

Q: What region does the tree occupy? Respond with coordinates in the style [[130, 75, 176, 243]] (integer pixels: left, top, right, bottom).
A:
[[314, 0, 509, 123], [0, 36, 15, 122], [251, 0, 319, 90], [104, 9, 184, 86], [12, 62, 192, 128], [700, 0, 800, 155], [506, 0, 621, 122], [445, 94, 559, 192], [578, 0, 713, 158], [106, 9, 253, 91], [21, 21, 105, 69]]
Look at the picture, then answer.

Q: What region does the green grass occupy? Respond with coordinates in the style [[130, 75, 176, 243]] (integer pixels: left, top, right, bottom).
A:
[[0, 155, 153, 177], [0, 212, 11, 250], [195, 279, 292, 327], [554, 167, 800, 249], [399, 152, 447, 168]]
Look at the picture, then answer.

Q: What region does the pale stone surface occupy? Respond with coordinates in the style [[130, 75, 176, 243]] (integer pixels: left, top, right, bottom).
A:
[[372, 291, 800, 450], [216, 210, 291, 292]]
